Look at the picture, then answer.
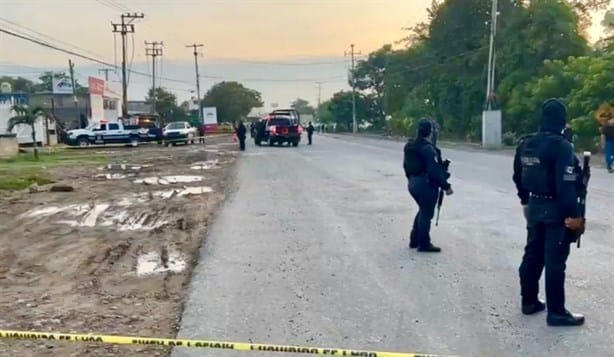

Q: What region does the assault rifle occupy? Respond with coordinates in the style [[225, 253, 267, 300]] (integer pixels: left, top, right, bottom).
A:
[[435, 159, 451, 227]]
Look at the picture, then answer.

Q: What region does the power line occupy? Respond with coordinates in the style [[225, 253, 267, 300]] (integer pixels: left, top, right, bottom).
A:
[[198, 74, 346, 83], [93, 0, 129, 13], [0, 17, 110, 62], [205, 57, 355, 66], [0, 28, 116, 67], [0, 28, 353, 87]]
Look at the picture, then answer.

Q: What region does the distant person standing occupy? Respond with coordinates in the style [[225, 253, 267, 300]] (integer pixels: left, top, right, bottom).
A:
[[236, 121, 247, 151], [198, 124, 206, 144], [307, 122, 315, 145], [600, 117, 614, 173]]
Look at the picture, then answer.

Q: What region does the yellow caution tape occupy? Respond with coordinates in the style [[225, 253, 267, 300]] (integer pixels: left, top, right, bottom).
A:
[[0, 330, 454, 357]]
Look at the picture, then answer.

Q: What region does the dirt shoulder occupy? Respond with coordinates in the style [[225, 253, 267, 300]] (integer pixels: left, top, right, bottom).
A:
[[0, 136, 238, 356]]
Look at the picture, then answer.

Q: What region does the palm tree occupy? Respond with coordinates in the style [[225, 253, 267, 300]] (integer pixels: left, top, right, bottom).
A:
[[8, 105, 50, 159]]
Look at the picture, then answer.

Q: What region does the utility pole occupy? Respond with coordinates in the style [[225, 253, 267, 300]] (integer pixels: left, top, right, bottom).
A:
[[485, 0, 499, 110], [98, 68, 114, 81], [186, 43, 204, 124], [345, 44, 361, 133], [112, 12, 144, 119], [145, 41, 163, 114], [315, 81, 323, 122], [68, 59, 79, 127]]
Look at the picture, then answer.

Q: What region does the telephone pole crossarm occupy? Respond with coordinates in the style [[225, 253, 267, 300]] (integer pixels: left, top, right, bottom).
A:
[[145, 41, 164, 114], [112, 12, 144, 119]]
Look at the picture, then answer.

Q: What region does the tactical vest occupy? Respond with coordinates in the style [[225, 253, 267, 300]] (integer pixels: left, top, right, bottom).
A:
[[519, 134, 555, 196]]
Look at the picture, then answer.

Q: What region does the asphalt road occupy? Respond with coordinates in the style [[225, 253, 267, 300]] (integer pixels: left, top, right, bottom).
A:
[[174, 134, 614, 357]]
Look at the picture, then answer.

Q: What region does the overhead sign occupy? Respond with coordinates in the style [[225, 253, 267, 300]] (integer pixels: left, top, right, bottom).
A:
[[203, 107, 218, 125], [52, 77, 74, 94]]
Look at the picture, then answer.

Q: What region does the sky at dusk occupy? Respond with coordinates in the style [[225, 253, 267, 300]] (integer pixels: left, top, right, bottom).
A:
[[0, 0, 609, 108]]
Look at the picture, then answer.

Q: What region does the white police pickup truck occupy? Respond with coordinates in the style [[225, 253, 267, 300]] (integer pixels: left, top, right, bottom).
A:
[[66, 121, 149, 147]]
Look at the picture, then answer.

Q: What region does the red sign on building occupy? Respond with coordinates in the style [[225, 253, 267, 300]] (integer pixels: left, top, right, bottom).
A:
[[88, 77, 105, 95]]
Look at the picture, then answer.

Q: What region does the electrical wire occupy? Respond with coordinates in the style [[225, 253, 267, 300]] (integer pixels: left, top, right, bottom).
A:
[[113, 32, 118, 70], [107, 0, 131, 12], [126, 32, 135, 85], [0, 27, 359, 85], [205, 57, 354, 66], [0, 17, 110, 62], [159, 55, 164, 89], [93, 0, 125, 13]]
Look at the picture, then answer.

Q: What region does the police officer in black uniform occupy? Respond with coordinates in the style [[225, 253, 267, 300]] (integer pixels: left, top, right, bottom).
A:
[[307, 122, 315, 145], [407, 118, 453, 253], [513, 98, 586, 326]]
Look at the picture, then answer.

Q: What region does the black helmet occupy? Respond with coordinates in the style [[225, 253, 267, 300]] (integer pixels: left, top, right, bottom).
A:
[[416, 118, 433, 138], [540, 98, 567, 134]]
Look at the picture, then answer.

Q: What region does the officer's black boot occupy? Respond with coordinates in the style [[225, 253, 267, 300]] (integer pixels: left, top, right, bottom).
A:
[[417, 243, 441, 253], [547, 310, 585, 326], [522, 300, 546, 315], [409, 230, 417, 249]]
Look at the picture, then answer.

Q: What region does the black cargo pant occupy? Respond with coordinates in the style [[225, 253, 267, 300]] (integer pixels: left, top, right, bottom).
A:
[[519, 199, 571, 314], [238, 136, 246, 151], [308, 133, 313, 145], [408, 175, 439, 248]]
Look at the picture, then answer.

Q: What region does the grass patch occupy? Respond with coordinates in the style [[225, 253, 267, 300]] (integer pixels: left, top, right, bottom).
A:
[[0, 151, 107, 169], [0, 151, 107, 191], [0, 173, 55, 190]]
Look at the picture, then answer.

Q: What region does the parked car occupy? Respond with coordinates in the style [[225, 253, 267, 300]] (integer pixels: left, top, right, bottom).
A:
[[65, 120, 147, 147], [163, 121, 197, 145]]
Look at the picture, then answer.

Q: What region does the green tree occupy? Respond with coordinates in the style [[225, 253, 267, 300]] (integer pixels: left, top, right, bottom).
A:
[[318, 91, 374, 131], [145, 87, 187, 124], [506, 55, 613, 149], [0, 76, 35, 93], [290, 98, 315, 115], [8, 105, 51, 159], [351, 44, 394, 129], [202, 81, 263, 123]]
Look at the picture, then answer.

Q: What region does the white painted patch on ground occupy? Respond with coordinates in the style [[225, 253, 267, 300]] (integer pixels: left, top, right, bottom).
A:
[[106, 164, 152, 171], [82, 203, 110, 227], [20, 186, 213, 230], [95, 173, 132, 180], [190, 159, 218, 170], [21, 204, 89, 218], [134, 175, 203, 185], [136, 251, 186, 276]]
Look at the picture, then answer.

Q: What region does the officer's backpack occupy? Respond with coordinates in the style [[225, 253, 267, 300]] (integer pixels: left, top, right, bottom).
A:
[[403, 139, 425, 177]]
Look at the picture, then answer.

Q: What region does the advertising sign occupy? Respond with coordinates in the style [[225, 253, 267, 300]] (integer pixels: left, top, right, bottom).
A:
[[203, 107, 218, 125], [52, 77, 74, 94], [88, 77, 105, 95]]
